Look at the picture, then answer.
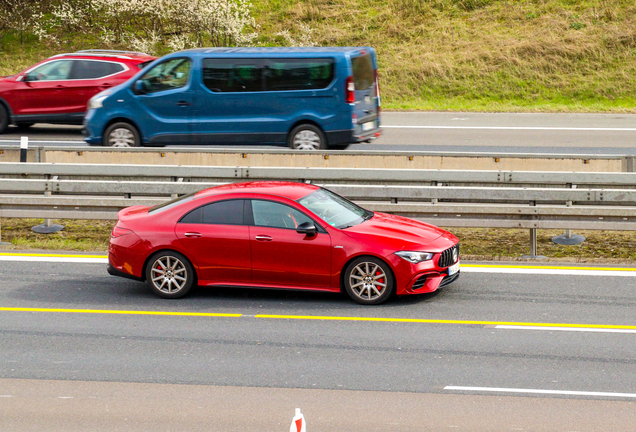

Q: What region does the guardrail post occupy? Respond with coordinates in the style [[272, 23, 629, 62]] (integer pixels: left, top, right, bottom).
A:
[[31, 175, 64, 234], [522, 200, 546, 259], [552, 184, 585, 245], [20, 136, 28, 162], [171, 177, 184, 199]]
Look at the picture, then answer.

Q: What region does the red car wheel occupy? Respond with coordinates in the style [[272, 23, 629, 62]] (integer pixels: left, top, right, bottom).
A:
[[344, 257, 395, 305], [145, 251, 195, 299]]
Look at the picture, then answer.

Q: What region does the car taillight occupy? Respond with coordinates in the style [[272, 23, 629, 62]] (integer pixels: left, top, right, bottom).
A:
[[345, 76, 355, 103], [112, 225, 134, 238]]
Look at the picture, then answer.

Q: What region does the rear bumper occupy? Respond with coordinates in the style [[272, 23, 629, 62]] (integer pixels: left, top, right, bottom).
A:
[[326, 128, 382, 146], [107, 263, 143, 281]]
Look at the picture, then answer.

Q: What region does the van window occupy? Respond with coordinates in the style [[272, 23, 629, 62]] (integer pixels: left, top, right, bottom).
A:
[[351, 54, 374, 90], [138, 57, 191, 94], [265, 58, 334, 91], [202, 59, 263, 92]]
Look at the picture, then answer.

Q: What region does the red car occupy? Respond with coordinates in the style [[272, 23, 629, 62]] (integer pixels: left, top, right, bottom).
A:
[[108, 182, 460, 305], [0, 50, 156, 133]]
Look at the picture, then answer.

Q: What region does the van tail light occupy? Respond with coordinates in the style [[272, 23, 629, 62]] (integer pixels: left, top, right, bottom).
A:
[[374, 69, 381, 111], [112, 225, 134, 238], [345, 76, 355, 103]]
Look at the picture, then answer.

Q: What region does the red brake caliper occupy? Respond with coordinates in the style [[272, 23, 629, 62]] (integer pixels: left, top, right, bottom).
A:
[[375, 271, 384, 291]]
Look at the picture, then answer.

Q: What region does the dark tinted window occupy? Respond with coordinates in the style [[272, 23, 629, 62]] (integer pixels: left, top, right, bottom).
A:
[[202, 59, 263, 92], [351, 54, 374, 90], [265, 58, 334, 91], [202, 200, 244, 225], [71, 60, 124, 79], [179, 207, 202, 224], [251, 200, 312, 230], [137, 60, 154, 70]]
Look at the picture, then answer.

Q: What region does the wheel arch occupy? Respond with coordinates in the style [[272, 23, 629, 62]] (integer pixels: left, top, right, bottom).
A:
[[287, 119, 328, 144], [0, 96, 13, 122]]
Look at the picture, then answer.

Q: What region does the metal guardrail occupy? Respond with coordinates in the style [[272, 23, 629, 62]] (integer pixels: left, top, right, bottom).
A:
[[1, 162, 636, 255]]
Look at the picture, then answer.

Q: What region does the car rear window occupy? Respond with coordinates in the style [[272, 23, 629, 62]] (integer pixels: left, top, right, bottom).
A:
[[148, 192, 196, 214], [351, 53, 374, 90]]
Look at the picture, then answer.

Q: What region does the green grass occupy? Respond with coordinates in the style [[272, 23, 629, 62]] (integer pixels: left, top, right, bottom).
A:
[[3, 1, 636, 111], [2, 219, 636, 262]]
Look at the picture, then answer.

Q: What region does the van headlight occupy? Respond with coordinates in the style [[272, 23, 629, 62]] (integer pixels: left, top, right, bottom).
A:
[[88, 91, 112, 110], [395, 251, 434, 263]]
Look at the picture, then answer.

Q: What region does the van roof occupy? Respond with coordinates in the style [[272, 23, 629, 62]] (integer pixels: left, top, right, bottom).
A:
[[180, 47, 374, 56]]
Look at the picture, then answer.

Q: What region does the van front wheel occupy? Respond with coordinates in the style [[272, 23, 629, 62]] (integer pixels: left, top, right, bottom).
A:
[[104, 122, 140, 147], [288, 124, 326, 151]]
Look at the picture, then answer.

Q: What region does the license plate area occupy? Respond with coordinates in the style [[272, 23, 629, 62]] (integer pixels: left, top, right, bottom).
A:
[[361, 121, 375, 131], [448, 262, 460, 276]]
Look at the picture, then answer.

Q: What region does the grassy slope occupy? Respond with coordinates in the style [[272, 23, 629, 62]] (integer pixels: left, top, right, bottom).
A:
[[253, 0, 636, 111], [2, 0, 636, 112]]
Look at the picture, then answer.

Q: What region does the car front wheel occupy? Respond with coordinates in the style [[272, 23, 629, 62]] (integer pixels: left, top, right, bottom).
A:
[[104, 122, 141, 147], [146, 251, 195, 299], [343, 257, 395, 305]]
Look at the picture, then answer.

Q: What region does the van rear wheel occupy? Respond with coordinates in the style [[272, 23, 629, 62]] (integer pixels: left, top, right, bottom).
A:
[[288, 124, 326, 151]]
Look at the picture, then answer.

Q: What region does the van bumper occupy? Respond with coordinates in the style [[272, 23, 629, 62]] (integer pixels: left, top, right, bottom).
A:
[[327, 128, 382, 146]]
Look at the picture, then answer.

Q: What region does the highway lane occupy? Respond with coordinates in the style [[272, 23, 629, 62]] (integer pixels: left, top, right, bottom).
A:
[[1, 257, 636, 430], [2, 112, 636, 154]]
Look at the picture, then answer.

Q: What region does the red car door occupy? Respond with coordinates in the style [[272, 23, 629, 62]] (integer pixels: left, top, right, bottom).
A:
[[12, 59, 75, 115], [175, 199, 251, 285], [248, 199, 332, 289]]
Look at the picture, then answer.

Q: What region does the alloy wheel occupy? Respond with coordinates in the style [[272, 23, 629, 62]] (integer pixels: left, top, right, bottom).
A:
[[150, 255, 188, 294], [349, 261, 387, 301]]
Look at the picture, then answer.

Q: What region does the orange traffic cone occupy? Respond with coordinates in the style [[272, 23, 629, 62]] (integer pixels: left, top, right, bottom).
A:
[[289, 408, 306, 432]]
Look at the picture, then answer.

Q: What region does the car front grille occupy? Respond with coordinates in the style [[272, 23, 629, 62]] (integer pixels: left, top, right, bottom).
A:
[[438, 244, 460, 268]]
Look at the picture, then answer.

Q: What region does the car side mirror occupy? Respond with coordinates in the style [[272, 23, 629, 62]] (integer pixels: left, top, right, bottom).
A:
[[133, 80, 146, 95], [296, 221, 317, 237], [16, 74, 25, 82]]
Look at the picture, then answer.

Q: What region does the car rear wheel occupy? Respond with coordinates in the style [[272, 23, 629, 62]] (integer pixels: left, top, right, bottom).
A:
[[0, 105, 8, 134], [104, 122, 140, 147], [343, 257, 395, 305], [288, 124, 326, 150], [146, 251, 195, 299]]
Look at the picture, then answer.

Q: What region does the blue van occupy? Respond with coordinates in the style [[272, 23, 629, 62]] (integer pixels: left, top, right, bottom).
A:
[[83, 47, 381, 150]]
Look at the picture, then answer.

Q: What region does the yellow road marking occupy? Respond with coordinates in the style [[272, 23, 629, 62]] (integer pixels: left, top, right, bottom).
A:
[[1, 307, 633, 330], [0, 253, 107, 259], [0, 307, 241, 318], [254, 314, 636, 330]]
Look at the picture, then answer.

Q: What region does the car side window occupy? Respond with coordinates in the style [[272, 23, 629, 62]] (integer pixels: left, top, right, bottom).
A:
[[138, 58, 191, 94], [180, 200, 244, 225], [70, 60, 125, 80], [202, 58, 264, 92], [26, 60, 74, 82], [251, 200, 313, 230]]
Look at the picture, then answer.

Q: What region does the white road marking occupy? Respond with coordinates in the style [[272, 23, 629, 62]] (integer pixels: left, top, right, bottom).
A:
[[0, 395, 14, 397], [0, 256, 107, 263], [496, 325, 636, 334], [444, 386, 636, 398], [383, 125, 636, 131], [0, 140, 83, 144]]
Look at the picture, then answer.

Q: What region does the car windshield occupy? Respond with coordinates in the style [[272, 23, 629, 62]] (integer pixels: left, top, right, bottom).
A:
[[297, 188, 373, 229]]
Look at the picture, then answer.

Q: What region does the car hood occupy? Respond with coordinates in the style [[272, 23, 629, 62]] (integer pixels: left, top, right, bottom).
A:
[[342, 212, 451, 250]]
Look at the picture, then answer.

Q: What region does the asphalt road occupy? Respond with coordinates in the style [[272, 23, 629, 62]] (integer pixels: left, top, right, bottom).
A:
[[1, 257, 635, 430], [2, 111, 636, 154]]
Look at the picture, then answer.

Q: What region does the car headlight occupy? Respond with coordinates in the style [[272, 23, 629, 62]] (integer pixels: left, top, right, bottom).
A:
[[88, 91, 112, 110], [395, 251, 434, 264]]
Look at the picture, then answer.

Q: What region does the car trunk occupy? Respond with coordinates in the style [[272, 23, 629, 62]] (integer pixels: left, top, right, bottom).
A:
[[350, 52, 379, 132]]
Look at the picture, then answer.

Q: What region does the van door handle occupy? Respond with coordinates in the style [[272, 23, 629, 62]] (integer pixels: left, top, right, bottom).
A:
[[176, 100, 191, 107], [184, 232, 201, 238], [255, 235, 273, 241]]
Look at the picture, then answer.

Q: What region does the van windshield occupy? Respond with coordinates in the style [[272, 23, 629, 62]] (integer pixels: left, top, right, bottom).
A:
[[351, 53, 374, 90]]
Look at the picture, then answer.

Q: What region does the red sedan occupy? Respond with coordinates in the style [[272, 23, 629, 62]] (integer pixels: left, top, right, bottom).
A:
[[108, 182, 460, 305]]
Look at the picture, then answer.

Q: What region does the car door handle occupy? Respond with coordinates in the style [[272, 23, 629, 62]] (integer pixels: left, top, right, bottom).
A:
[[184, 232, 201, 238], [176, 100, 191, 107], [255, 235, 273, 241]]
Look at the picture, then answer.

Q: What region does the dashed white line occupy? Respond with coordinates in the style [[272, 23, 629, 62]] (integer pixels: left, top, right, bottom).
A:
[[444, 386, 636, 398], [496, 325, 636, 334], [383, 125, 636, 131]]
